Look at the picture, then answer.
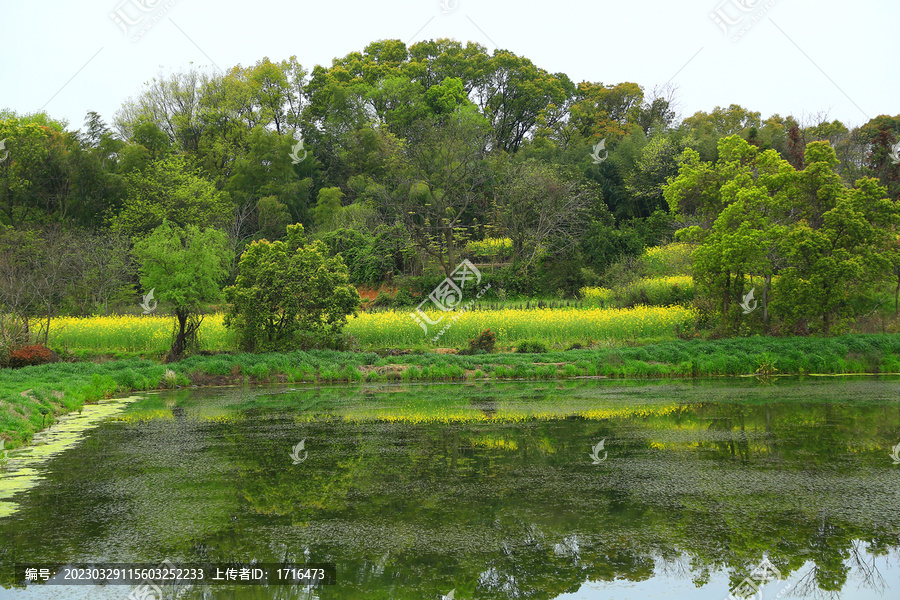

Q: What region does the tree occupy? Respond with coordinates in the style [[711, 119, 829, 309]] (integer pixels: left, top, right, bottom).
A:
[[224, 224, 361, 351], [630, 85, 677, 135], [132, 221, 231, 359], [114, 68, 213, 151], [0, 226, 40, 354], [0, 117, 58, 228], [624, 134, 679, 218], [388, 104, 492, 276], [667, 136, 796, 331], [473, 50, 574, 152], [862, 116, 900, 201], [491, 158, 590, 268], [67, 230, 134, 316], [667, 135, 900, 334], [311, 187, 344, 230], [772, 176, 898, 333], [225, 126, 314, 225], [255, 196, 291, 241], [24, 227, 78, 345], [570, 81, 643, 140], [112, 154, 233, 238]]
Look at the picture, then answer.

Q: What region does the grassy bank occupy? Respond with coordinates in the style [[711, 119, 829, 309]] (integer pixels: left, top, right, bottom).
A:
[[3, 333, 900, 451]]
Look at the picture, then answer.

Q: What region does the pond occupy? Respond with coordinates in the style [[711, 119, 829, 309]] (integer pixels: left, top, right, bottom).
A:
[[1, 376, 900, 599]]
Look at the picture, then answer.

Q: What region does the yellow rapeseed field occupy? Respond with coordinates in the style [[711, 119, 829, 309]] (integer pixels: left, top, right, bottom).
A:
[[347, 305, 696, 347], [48, 313, 235, 352], [47, 304, 695, 351]]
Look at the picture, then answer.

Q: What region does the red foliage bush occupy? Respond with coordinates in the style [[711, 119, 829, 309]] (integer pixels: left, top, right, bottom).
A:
[[8, 344, 53, 368], [469, 329, 497, 353]]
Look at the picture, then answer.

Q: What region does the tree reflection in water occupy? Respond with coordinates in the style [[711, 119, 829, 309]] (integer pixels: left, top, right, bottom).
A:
[[1, 377, 900, 599]]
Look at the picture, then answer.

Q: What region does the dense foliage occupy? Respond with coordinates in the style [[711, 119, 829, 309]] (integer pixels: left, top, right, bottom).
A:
[[0, 39, 899, 361], [224, 224, 360, 351]]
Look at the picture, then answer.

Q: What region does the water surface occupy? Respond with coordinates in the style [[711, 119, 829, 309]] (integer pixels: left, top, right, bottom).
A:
[[1, 377, 899, 599]]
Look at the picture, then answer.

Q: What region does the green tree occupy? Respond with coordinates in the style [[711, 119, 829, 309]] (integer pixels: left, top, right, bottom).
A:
[[312, 186, 344, 230], [113, 69, 213, 152], [0, 226, 41, 352], [112, 155, 233, 238], [668, 135, 900, 334], [132, 221, 231, 359], [569, 81, 643, 140], [492, 158, 590, 268], [0, 117, 61, 228], [474, 50, 574, 152], [424, 77, 468, 116], [772, 176, 899, 333], [224, 224, 361, 351], [387, 104, 493, 276], [225, 126, 314, 226], [624, 134, 679, 218]]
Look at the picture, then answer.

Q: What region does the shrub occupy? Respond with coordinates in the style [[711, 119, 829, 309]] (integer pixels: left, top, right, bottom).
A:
[[373, 288, 416, 308], [466, 237, 513, 261], [580, 286, 615, 305], [640, 242, 694, 277], [8, 343, 53, 368], [468, 329, 496, 353], [0, 440, 8, 470], [0, 313, 29, 367], [622, 276, 694, 307], [372, 291, 394, 308], [163, 368, 179, 388], [225, 224, 361, 351], [516, 340, 548, 353]]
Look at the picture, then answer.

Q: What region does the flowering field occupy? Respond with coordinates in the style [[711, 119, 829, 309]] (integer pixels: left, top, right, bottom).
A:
[[47, 314, 236, 353], [581, 276, 694, 307], [346, 305, 696, 347], [639, 242, 694, 277], [45, 305, 695, 352]]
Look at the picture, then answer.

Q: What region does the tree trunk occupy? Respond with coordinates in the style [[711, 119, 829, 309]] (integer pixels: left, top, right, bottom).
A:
[[894, 274, 899, 315], [444, 227, 455, 277], [171, 311, 189, 359], [170, 311, 204, 359], [45, 305, 51, 345], [723, 272, 731, 322]]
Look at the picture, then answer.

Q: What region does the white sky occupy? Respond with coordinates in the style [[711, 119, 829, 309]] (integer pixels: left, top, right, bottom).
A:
[[1, 0, 897, 134]]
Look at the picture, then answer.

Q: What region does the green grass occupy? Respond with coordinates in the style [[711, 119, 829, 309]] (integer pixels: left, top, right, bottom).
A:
[[4, 333, 900, 451]]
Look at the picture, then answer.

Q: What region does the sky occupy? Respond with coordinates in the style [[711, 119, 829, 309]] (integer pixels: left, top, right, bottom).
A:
[[0, 0, 897, 134]]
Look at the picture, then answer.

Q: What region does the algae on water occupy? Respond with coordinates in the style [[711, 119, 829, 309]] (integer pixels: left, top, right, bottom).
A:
[[0, 395, 144, 518]]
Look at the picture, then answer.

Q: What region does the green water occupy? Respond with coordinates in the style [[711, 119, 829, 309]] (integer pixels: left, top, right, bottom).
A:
[[1, 377, 900, 599]]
